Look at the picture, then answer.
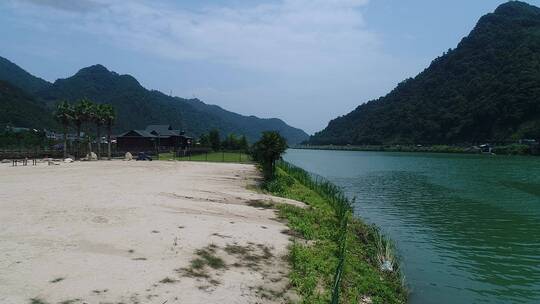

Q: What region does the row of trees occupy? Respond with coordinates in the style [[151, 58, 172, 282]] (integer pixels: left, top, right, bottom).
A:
[[199, 129, 249, 152], [55, 98, 115, 159]]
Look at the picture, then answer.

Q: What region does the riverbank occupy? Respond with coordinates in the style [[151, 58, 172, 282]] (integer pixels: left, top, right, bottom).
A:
[[0, 161, 303, 304], [293, 143, 538, 155], [261, 161, 407, 303]]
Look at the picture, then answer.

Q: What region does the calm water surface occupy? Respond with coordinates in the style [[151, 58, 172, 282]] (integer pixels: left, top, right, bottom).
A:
[[283, 149, 540, 304]]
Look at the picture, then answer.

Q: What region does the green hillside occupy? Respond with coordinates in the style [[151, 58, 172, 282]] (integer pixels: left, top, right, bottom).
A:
[[0, 59, 309, 143], [0, 81, 56, 129], [309, 1, 540, 145], [0, 57, 50, 94]]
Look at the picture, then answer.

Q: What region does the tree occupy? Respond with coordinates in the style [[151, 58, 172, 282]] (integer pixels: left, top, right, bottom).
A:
[[199, 133, 210, 147], [54, 101, 73, 159], [73, 100, 89, 159], [84, 99, 96, 158], [208, 129, 221, 151], [93, 103, 107, 160], [239, 135, 249, 152], [101, 104, 115, 160], [251, 131, 287, 180]]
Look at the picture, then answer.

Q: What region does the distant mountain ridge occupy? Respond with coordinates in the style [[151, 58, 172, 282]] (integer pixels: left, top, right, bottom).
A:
[[0, 57, 50, 94], [309, 1, 540, 145], [0, 59, 308, 143]]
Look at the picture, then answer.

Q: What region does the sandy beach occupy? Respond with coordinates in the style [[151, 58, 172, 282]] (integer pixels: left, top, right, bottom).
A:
[[0, 160, 302, 304]]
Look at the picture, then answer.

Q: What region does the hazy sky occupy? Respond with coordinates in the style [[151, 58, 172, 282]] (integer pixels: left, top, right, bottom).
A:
[[1, 0, 539, 134]]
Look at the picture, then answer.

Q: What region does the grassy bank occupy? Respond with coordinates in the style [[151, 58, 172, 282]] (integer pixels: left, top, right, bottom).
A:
[[264, 162, 407, 304], [159, 151, 252, 163]]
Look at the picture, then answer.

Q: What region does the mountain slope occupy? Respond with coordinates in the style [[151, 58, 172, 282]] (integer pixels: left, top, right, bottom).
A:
[[0, 81, 56, 129], [0, 57, 309, 143], [310, 1, 540, 145], [38, 65, 308, 143], [0, 57, 51, 94], [184, 98, 308, 145]]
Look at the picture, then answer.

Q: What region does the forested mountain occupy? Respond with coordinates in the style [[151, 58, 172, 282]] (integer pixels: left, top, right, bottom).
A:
[[0, 58, 308, 143], [0, 57, 50, 94], [310, 1, 540, 145], [0, 81, 56, 129]]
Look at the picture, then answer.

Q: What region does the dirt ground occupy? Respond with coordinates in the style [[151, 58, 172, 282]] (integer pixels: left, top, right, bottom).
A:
[[0, 160, 302, 304]]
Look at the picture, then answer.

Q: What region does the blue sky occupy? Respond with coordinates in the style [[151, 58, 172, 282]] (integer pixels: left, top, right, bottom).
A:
[[1, 0, 539, 134]]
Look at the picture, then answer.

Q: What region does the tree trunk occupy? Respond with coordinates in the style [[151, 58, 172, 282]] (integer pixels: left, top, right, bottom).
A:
[[76, 123, 81, 160], [87, 135, 92, 160], [107, 124, 112, 160], [96, 124, 101, 160], [63, 124, 68, 159]]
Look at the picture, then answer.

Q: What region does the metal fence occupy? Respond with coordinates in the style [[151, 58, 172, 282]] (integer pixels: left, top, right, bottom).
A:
[[277, 161, 352, 304], [167, 149, 252, 163]]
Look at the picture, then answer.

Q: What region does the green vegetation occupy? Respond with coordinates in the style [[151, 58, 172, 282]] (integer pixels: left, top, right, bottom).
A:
[[492, 144, 531, 155], [0, 57, 50, 94], [265, 162, 407, 303], [0, 56, 308, 144], [310, 1, 540, 146], [199, 128, 249, 151], [251, 131, 288, 179], [296, 143, 539, 156], [0, 81, 56, 131], [54, 98, 116, 160], [179, 244, 226, 279], [159, 151, 252, 163], [0, 128, 51, 149]]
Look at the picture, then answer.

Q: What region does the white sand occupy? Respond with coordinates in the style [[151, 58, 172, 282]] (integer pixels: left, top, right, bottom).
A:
[[0, 160, 302, 304]]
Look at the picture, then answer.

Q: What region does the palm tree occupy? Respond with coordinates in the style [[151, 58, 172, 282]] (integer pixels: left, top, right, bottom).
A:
[[101, 104, 115, 160], [54, 101, 73, 159], [74, 98, 94, 159], [86, 101, 97, 158], [93, 104, 108, 160], [73, 101, 85, 159]]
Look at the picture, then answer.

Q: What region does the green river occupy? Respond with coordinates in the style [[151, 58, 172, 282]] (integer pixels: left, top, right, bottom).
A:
[[283, 149, 540, 304]]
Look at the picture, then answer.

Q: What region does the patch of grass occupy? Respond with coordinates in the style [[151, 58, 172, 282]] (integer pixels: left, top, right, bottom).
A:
[[263, 164, 407, 304], [49, 277, 64, 283], [246, 200, 275, 209], [159, 152, 252, 163], [195, 247, 226, 269], [179, 245, 226, 280], [223, 243, 274, 270], [29, 299, 48, 304], [59, 299, 80, 304], [159, 277, 177, 284]]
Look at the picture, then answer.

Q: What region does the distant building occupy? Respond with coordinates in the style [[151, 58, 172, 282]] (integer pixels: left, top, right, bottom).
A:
[[116, 125, 192, 152], [5, 126, 32, 133], [45, 130, 85, 141]]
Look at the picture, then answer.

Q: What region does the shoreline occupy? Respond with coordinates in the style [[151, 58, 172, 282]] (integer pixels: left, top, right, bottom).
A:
[[291, 144, 539, 156], [262, 161, 407, 303]]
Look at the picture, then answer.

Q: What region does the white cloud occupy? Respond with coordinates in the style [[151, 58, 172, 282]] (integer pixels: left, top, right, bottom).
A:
[[15, 0, 378, 74], [19, 0, 106, 12], [5, 0, 413, 133]]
